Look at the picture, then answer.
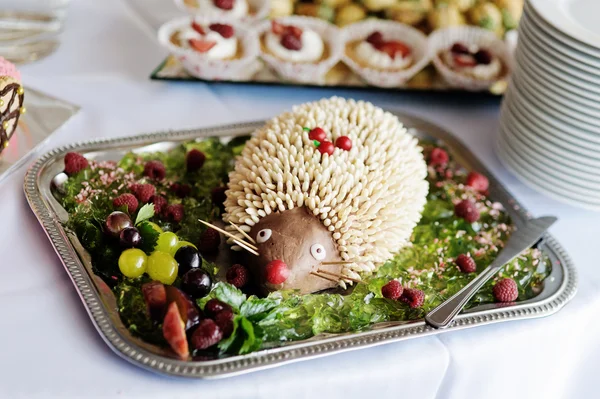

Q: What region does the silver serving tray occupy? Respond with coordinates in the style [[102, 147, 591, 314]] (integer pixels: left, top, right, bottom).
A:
[[23, 112, 577, 379]]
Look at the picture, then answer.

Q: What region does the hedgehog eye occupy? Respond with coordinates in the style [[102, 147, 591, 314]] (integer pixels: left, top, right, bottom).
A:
[[256, 229, 272, 243], [310, 244, 327, 260]]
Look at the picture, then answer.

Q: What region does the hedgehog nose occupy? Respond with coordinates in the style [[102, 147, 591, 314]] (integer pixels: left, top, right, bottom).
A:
[[265, 260, 290, 284]]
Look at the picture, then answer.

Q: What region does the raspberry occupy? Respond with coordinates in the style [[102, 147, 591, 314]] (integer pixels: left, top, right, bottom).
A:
[[64, 152, 89, 176], [209, 23, 234, 39], [318, 141, 335, 155], [429, 148, 449, 166], [335, 136, 352, 151], [113, 193, 138, 214], [149, 195, 167, 214], [493, 278, 518, 302], [366, 31, 384, 45], [226, 264, 249, 288], [265, 260, 289, 285], [456, 254, 476, 273], [280, 33, 302, 51], [455, 199, 480, 223], [308, 127, 327, 142], [381, 280, 403, 300], [204, 299, 232, 319], [144, 160, 166, 180], [214, 308, 234, 338], [190, 319, 223, 350], [198, 228, 220, 254], [164, 204, 184, 223], [400, 288, 425, 308], [186, 149, 206, 172], [211, 186, 227, 207], [213, 0, 233, 10], [131, 183, 156, 203], [171, 183, 191, 198], [466, 171, 489, 193]]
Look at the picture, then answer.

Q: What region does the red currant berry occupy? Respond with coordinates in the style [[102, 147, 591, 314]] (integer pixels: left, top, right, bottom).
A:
[[335, 136, 352, 151], [309, 127, 327, 142], [318, 141, 335, 156]]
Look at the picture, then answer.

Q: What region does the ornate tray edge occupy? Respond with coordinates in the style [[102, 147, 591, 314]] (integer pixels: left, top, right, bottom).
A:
[[23, 114, 578, 379]]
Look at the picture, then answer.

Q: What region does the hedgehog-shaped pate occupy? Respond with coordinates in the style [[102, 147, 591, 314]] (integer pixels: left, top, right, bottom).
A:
[[223, 97, 429, 294]]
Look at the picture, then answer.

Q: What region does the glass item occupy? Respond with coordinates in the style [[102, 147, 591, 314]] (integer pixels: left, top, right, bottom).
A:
[[0, 0, 70, 63]]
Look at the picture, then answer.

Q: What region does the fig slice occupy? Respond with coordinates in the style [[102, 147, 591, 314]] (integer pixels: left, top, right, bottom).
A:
[[165, 286, 201, 330], [142, 281, 167, 321], [163, 302, 189, 359]]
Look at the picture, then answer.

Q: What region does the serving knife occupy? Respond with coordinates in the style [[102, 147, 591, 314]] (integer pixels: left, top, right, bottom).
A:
[[425, 216, 557, 329]]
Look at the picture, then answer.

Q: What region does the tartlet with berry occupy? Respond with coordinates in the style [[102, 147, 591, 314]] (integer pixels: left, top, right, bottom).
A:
[[174, 0, 270, 24], [429, 26, 510, 91], [158, 16, 260, 81], [257, 16, 343, 83], [342, 20, 430, 88]]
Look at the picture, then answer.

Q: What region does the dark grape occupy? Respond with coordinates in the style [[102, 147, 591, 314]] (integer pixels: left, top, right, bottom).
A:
[[119, 227, 142, 248], [182, 269, 212, 299], [175, 246, 202, 276], [104, 211, 133, 237]]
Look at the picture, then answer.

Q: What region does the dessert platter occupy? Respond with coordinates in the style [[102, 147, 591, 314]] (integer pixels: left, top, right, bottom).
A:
[[152, 0, 520, 93], [24, 98, 576, 378]]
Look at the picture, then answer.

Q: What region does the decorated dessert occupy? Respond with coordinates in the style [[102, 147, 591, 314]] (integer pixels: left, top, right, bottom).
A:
[[0, 57, 25, 154], [223, 98, 428, 293], [158, 16, 260, 81], [176, 0, 270, 23], [341, 20, 430, 87], [57, 98, 550, 360], [429, 26, 510, 90], [440, 42, 502, 81], [346, 30, 413, 70], [170, 20, 239, 60], [262, 20, 326, 63], [257, 16, 343, 83]]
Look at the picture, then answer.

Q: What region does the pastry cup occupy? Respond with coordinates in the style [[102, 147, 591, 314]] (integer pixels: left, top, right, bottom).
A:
[[173, 0, 270, 24], [429, 26, 512, 91], [257, 16, 343, 84], [341, 20, 430, 88], [158, 16, 260, 81]]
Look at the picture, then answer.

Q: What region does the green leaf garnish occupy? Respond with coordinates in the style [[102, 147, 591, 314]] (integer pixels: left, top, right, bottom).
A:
[[303, 127, 311, 132], [313, 140, 320, 147], [135, 203, 155, 226]]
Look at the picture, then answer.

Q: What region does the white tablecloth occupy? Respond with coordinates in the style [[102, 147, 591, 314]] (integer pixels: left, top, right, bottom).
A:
[[2, 1, 598, 397]]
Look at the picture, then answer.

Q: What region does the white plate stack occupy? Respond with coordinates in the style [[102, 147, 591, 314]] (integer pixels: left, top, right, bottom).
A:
[[497, 0, 600, 211]]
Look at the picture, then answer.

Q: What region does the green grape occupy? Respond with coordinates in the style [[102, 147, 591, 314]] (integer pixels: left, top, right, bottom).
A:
[[174, 240, 197, 252], [156, 232, 179, 255], [147, 251, 178, 285], [146, 222, 163, 234], [118, 248, 147, 278]]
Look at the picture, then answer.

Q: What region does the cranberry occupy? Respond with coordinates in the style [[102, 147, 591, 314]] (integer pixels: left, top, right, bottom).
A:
[[309, 127, 327, 142], [209, 23, 235, 39], [335, 136, 352, 151], [280, 33, 302, 51], [213, 0, 233, 10], [474, 49, 492, 65], [366, 31, 384, 45], [451, 42, 470, 54], [318, 141, 335, 155]]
